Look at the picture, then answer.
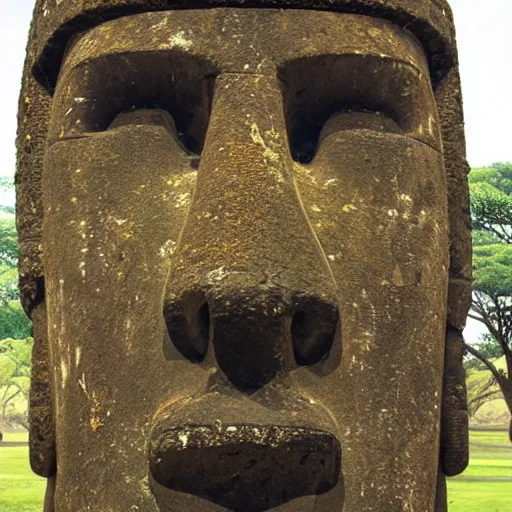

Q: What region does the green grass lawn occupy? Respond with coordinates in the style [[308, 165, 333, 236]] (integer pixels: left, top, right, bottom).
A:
[[0, 432, 45, 512], [3, 432, 30, 443], [0, 430, 510, 510], [447, 429, 512, 512]]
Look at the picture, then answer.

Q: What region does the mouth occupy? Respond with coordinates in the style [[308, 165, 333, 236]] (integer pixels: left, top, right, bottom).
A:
[[148, 389, 342, 511]]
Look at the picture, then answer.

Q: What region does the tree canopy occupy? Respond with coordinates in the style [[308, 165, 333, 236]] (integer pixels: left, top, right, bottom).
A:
[[0, 337, 32, 430], [0, 182, 33, 431], [470, 162, 512, 244], [466, 162, 512, 440]]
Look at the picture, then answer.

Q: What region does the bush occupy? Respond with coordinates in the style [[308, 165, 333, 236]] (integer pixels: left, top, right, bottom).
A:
[[0, 303, 31, 340]]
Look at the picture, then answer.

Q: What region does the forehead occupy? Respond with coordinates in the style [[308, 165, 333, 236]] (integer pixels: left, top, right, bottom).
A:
[[62, 9, 429, 76]]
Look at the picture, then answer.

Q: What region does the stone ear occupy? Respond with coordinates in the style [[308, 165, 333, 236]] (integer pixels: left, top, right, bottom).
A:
[[17, 20, 56, 481], [29, 300, 57, 479], [435, 63, 472, 482], [440, 327, 469, 476]]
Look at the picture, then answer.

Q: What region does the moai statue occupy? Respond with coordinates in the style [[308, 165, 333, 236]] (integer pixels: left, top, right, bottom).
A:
[[17, 1, 472, 511]]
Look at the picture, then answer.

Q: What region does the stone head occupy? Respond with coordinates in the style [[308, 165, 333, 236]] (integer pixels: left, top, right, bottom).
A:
[[17, 1, 472, 510]]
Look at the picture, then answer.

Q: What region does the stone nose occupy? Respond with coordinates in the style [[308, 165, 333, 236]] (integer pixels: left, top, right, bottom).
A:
[[163, 73, 339, 388], [164, 276, 339, 388]]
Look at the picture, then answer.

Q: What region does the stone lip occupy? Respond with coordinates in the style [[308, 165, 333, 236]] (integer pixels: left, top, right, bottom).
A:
[[149, 423, 341, 511], [148, 386, 342, 509], [31, 0, 456, 92]]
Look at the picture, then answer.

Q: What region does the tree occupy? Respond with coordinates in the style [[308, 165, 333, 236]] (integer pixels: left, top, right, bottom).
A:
[[466, 362, 504, 419], [469, 163, 512, 244], [470, 183, 512, 244], [0, 216, 22, 305], [0, 338, 32, 430], [0, 219, 19, 267], [466, 162, 512, 441], [0, 176, 13, 192], [0, 302, 32, 339], [0, 176, 31, 430], [0, 353, 17, 418]]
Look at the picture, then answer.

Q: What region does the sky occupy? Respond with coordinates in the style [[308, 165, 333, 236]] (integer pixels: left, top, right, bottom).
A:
[[0, 1, 510, 342]]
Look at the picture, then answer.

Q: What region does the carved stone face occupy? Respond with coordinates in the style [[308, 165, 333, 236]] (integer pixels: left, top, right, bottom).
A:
[[43, 9, 448, 511]]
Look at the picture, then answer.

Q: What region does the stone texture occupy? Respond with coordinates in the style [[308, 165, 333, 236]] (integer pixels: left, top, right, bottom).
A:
[[31, 0, 456, 91], [16, 2, 472, 511]]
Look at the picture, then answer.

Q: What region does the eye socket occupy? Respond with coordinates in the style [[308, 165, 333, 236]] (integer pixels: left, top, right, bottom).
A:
[[279, 54, 437, 163], [51, 52, 217, 155]]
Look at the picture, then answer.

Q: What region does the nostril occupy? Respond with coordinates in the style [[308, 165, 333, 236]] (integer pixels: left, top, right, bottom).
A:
[[291, 306, 338, 366], [197, 302, 210, 344], [292, 311, 317, 365], [291, 311, 308, 338], [164, 294, 210, 363]]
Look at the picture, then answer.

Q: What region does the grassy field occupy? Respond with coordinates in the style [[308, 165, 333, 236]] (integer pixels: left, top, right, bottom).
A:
[[1, 430, 511, 510], [2, 432, 30, 443], [0, 432, 45, 512], [447, 429, 512, 512]]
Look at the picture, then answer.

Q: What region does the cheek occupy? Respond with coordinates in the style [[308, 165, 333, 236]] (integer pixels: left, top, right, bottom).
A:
[[43, 125, 195, 287], [294, 132, 449, 497], [42, 126, 198, 420], [295, 131, 449, 307], [296, 132, 449, 357]]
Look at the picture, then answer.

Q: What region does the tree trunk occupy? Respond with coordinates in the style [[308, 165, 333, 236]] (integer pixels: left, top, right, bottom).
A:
[[1, 390, 20, 421], [497, 378, 512, 443]]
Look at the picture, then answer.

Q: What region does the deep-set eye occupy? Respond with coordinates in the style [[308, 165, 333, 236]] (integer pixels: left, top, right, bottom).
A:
[[279, 54, 439, 163], [50, 52, 217, 155]]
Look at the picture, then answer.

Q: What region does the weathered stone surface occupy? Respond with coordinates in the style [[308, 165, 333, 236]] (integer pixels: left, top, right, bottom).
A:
[[16, 11, 49, 316], [17, 2, 472, 511], [28, 303, 55, 478], [31, 0, 456, 90], [440, 328, 469, 477]]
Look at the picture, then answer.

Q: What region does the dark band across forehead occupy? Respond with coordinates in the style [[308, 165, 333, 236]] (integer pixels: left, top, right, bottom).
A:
[[33, 0, 456, 92]]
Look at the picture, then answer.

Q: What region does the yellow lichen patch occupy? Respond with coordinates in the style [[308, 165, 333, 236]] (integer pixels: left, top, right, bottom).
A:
[[168, 31, 193, 50], [392, 265, 406, 287], [90, 416, 103, 432], [250, 123, 280, 164], [91, 416, 103, 432], [90, 391, 104, 432]]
